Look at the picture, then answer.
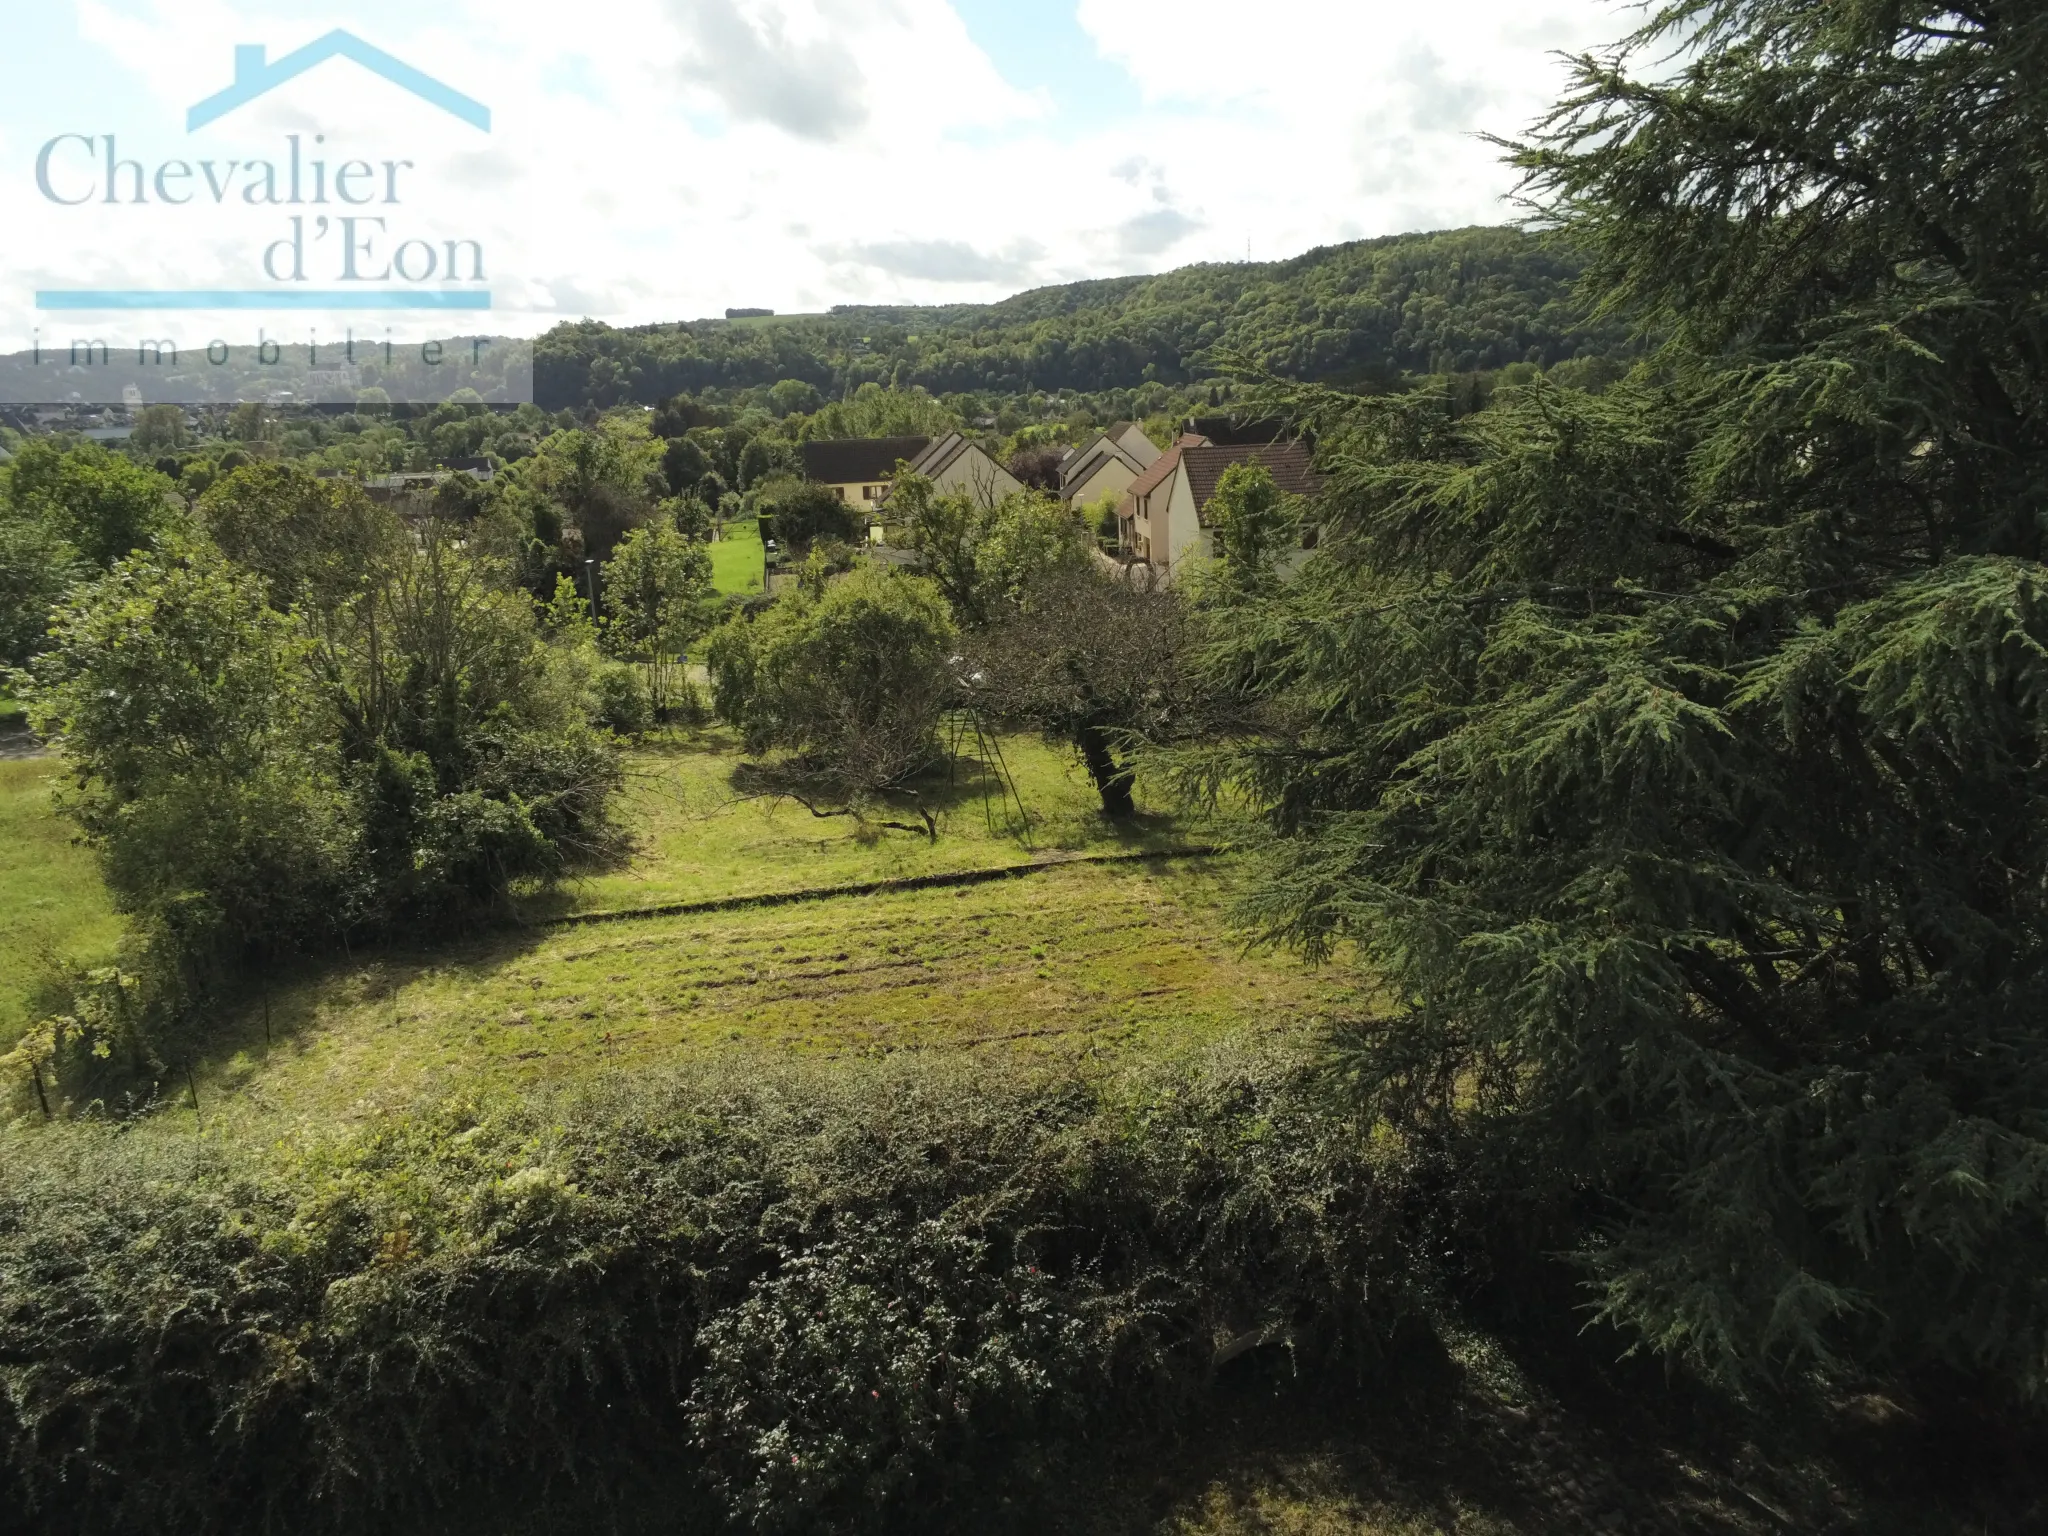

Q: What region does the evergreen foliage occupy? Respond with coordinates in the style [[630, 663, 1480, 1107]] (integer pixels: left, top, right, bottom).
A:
[[1177, 0, 2048, 1394]]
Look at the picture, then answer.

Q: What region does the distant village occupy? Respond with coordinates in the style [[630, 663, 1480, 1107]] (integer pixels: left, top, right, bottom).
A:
[[1, 393, 1322, 582]]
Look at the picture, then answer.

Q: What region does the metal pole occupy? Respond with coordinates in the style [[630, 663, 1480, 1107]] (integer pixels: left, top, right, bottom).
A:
[[583, 557, 600, 625]]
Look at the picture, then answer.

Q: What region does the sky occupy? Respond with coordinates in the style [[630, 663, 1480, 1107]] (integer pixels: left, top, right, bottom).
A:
[[0, 0, 1632, 359]]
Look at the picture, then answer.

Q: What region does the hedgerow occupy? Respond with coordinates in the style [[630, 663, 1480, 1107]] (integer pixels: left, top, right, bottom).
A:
[[0, 1043, 1424, 1535]]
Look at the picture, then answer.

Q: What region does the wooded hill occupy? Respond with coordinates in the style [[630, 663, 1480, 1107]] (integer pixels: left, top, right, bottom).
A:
[[534, 225, 1626, 410]]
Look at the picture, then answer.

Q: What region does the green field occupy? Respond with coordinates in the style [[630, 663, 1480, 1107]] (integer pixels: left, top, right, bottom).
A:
[[12, 730, 1335, 1135], [528, 727, 1198, 919], [0, 698, 25, 727], [708, 519, 765, 595], [0, 760, 123, 1046], [196, 855, 1343, 1126]]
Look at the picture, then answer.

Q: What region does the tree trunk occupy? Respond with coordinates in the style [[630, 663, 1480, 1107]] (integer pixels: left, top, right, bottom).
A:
[[1075, 719, 1136, 819]]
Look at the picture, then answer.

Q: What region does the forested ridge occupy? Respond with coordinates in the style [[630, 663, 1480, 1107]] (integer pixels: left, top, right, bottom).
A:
[[535, 225, 1623, 409]]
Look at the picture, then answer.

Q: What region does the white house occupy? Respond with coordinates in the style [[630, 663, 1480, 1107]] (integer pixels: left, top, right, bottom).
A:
[[903, 432, 1022, 505], [1058, 420, 1160, 507], [1119, 437, 1324, 577]]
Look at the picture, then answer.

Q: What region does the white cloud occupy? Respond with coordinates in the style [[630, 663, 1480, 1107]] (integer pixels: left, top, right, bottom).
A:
[[2, 0, 1628, 351], [670, 0, 869, 140]]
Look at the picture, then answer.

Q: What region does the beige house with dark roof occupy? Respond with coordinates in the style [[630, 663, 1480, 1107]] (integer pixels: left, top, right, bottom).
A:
[[1120, 437, 1324, 578], [799, 436, 932, 508], [800, 433, 1020, 516], [1058, 421, 1160, 507], [903, 432, 1022, 505]]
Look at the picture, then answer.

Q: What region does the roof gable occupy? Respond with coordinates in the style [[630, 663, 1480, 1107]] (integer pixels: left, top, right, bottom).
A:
[[1122, 433, 1212, 507], [1109, 421, 1161, 466]]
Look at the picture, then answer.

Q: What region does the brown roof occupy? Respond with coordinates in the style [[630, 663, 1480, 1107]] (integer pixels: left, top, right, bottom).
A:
[[1182, 441, 1325, 524], [800, 436, 930, 485], [1120, 432, 1210, 510]]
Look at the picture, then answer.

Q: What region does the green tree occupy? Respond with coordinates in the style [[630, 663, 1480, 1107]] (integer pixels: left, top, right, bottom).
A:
[[197, 462, 400, 613], [0, 511, 81, 670], [967, 566, 1193, 818], [896, 475, 1091, 627], [798, 384, 960, 441], [754, 475, 861, 554], [3, 441, 177, 568], [1201, 462, 1296, 591], [661, 434, 711, 497], [601, 521, 717, 660], [1183, 0, 2048, 1396], [705, 564, 955, 793], [23, 539, 353, 957], [130, 404, 188, 453], [736, 433, 799, 491], [768, 378, 823, 416]]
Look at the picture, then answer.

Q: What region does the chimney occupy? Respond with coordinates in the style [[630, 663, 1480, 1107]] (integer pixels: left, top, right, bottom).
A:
[[234, 44, 267, 84]]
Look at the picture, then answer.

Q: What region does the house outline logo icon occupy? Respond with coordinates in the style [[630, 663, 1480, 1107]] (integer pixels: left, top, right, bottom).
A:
[[187, 31, 491, 133]]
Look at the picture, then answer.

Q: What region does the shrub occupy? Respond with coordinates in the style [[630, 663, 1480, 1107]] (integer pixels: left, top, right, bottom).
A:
[[754, 476, 861, 554], [0, 1046, 1423, 1535], [596, 662, 651, 736], [705, 564, 955, 794], [599, 521, 717, 662], [19, 526, 623, 1094]]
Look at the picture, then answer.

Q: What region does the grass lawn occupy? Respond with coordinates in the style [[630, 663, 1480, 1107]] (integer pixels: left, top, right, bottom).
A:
[[192, 855, 1351, 1126], [0, 760, 123, 1046], [708, 520, 765, 595], [139, 729, 1342, 1132], [7, 727, 1348, 1140], [523, 727, 1202, 920]]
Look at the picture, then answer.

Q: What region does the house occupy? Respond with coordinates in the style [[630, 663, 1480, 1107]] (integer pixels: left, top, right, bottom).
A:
[[1120, 437, 1324, 577], [799, 436, 931, 509], [902, 432, 1022, 505], [1058, 421, 1160, 508], [1117, 432, 1209, 564], [360, 462, 494, 501], [799, 433, 1021, 514]]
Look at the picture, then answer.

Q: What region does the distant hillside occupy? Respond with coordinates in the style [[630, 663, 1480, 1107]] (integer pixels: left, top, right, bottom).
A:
[[533, 226, 1626, 411]]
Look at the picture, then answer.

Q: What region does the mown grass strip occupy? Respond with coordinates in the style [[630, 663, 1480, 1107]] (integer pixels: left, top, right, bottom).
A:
[[543, 845, 1224, 928]]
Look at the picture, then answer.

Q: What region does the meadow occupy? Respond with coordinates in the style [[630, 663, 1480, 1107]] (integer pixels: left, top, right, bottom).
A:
[[707, 517, 766, 595], [0, 757, 121, 1047], [2, 728, 1341, 1133]]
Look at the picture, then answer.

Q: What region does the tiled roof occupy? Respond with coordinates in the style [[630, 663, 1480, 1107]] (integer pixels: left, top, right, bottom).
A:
[[1182, 441, 1325, 524], [800, 436, 930, 485]]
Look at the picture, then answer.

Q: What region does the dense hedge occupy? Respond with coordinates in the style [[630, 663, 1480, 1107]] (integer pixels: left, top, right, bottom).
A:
[[0, 1044, 1424, 1535]]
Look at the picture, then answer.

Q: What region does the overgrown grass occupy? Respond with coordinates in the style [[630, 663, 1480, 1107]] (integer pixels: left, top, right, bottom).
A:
[[528, 728, 1197, 919], [155, 855, 1349, 1133], [0, 760, 121, 1048], [710, 521, 766, 596]]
